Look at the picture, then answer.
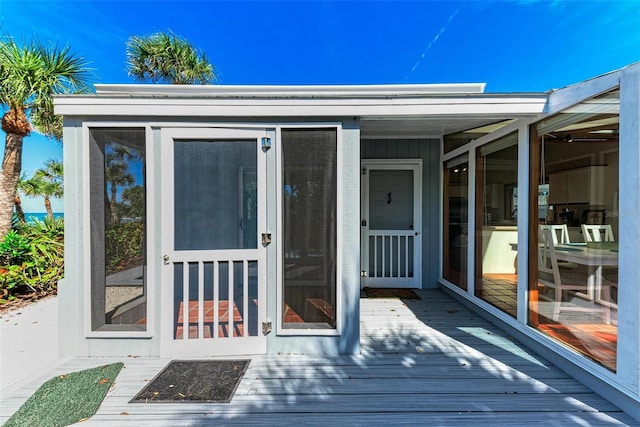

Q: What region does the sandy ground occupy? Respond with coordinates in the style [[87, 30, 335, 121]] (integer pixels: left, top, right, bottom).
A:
[[0, 296, 59, 393]]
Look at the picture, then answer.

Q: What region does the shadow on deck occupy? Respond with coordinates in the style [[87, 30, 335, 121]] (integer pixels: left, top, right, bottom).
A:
[[1, 289, 637, 426]]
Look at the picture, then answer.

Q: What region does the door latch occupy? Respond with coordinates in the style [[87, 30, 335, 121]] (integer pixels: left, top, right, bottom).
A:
[[261, 233, 272, 246]]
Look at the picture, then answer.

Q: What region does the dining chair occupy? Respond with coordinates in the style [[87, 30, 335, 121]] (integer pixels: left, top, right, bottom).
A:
[[539, 224, 576, 269], [581, 224, 615, 242], [539, 224, 571, 245], [537, 228, 610, 322]]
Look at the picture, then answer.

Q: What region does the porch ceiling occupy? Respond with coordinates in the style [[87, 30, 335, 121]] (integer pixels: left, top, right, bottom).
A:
[[360, 116, 524, 139]]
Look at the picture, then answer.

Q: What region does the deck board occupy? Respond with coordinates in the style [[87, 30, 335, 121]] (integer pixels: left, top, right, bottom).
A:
[[1, 289, 637, 426]]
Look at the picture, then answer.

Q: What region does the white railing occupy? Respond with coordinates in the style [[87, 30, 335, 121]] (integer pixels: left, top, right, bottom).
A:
[[367, 231, 414, 279], [172, 258, 258, 341]]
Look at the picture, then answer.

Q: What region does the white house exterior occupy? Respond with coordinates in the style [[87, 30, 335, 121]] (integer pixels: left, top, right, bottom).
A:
[[54, 62, 640, 420]]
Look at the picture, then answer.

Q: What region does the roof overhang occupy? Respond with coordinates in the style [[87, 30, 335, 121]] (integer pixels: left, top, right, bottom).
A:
[[54, 83, 548, 137]]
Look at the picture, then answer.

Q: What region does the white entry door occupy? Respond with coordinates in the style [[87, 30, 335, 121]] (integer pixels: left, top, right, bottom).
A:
[[160, 127, 271, 357], [361, 160, 422, 288]]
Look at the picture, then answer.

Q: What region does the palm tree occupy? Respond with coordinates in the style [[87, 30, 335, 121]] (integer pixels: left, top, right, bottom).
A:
[[22, 174, 62, 220], [14, 174, 27, 224], [0, 37, 92, 238], [34, 159, 63, 219], [105, 148, 134, 225], [126, 31, 216, 84]]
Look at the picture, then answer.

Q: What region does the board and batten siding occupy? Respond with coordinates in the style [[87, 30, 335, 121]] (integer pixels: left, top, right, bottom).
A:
[[361, 139, 441, 289]]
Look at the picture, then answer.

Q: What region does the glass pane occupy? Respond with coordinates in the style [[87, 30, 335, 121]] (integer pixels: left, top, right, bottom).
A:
[[282, 129, 337, 329], [89, 128, 146, 331], [529, 89, 619, 371], [443, 119, 516, 153], [474, 133, 518, 318], [174, 140, 257, 250], [443, 160, 468, 289], [369, 170, 413, 230]]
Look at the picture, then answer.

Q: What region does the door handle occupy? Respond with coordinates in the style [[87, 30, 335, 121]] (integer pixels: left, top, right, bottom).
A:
[[162, 254, 170, 265]]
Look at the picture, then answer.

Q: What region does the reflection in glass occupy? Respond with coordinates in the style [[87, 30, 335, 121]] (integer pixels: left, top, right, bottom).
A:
[[282, 129, 337, 329], [90, 128, 146, 330], [443, 160, 468, 290], [474, 133, 518, 317], [529, 89, 619, 371]]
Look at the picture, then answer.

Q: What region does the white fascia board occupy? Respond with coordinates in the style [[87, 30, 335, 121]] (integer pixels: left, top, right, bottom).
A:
[[93, 83, 487, 96], [54, 95, 547, 117], [547, 68, 622, 113]]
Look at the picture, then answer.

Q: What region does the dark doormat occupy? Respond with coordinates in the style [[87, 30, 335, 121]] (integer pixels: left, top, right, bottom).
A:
[[130, 360, 250, 403], [363, 287, 421, 300]]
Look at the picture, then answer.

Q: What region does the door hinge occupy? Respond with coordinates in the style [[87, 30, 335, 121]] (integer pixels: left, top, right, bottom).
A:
[[262, 321, 272, 335]]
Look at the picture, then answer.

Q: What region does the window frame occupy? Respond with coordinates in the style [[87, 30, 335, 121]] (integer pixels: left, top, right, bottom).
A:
[[83, 123, 154, 338], [276, 123, 343, 336]]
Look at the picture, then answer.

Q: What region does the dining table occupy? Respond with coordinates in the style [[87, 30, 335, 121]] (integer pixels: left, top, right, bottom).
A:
[[554, 243, 618, 307]]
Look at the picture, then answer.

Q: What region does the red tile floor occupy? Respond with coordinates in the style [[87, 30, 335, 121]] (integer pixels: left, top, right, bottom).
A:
[[481, 274, 617, 371], [175, 300, 243, 339]]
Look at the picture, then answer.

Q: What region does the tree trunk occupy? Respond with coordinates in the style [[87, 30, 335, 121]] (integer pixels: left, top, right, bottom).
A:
[[0, 133, 25, 239], [45, 196, 53, 220], [14, 193, 25, 224], [110, 184, 118, 224]]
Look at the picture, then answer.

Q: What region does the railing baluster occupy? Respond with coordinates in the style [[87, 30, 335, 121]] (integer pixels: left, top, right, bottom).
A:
[[373, 236, 378, 278], [243, 260, 249, 337], [396, 235, 400, 277], [213, 261, 219, 339], [198, 261, 204, 339], [228, 261, 234, 337], [182, 262, 189, 340]]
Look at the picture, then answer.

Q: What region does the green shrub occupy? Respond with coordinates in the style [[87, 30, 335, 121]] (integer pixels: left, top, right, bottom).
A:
[[0, 231, 31, 265], [0, 219, 64, 303], [105, 221, 143, 275]]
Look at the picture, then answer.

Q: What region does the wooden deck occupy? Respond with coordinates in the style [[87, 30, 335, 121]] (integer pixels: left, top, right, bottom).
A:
[[1, 289, 637, 426]]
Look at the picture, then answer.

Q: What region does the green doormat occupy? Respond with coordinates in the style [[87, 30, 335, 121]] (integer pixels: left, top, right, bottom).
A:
[[131, 360, 250, 403], [4, 362, 123, 427]]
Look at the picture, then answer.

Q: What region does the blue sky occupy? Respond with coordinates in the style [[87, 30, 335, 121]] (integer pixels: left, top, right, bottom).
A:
[[1, 0, 639, 212]]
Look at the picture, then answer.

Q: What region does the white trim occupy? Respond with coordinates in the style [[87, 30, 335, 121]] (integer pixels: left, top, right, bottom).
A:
[[82, 124, 92, 338], [360, 159, 423, 289], [467, 149, 476, 296], [159, 126, 269, 357], [54, 95, 548, 118], [548, 69, 621, 114], [82, 122, 153, 339], [276, 123, 343, 337], [516, 123, 530, 323], [93, 82, 488, 96]]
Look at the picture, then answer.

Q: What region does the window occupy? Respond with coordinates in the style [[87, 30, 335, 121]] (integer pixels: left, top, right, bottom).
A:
[[475, 133, 518, 317], [89, 128, 146, 331], [443, 120, 516, 154], [443, 158, 469, 289], [529, 89, 619, 371], [281, 129, 337, 329]]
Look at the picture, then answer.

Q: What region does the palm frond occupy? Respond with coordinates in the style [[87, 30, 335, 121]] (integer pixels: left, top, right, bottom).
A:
[[0, 36, 93, 139], [126, 31, 216, 85]]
